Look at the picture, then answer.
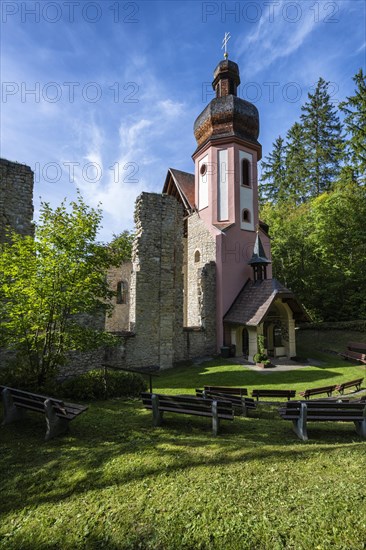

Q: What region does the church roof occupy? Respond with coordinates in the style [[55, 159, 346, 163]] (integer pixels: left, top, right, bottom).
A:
[[163, 168, 195, 212], [224, 278, 310, 326]]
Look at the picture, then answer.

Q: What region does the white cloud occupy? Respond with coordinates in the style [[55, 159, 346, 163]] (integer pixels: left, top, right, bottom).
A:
[[236, 0, 319, 76]]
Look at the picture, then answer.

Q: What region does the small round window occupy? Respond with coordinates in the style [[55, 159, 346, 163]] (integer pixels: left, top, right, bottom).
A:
[[200, 163, 207, 176]]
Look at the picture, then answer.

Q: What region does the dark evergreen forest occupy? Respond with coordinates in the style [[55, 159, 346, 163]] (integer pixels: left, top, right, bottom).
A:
[[259, 70, 366, 322]]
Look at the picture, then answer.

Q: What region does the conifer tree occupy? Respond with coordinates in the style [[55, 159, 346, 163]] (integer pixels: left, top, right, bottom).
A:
[[284, 122, 309, 203], [339, 69, 366, 183], [301, 78, 344, 195], [259, 135, 286, 203]]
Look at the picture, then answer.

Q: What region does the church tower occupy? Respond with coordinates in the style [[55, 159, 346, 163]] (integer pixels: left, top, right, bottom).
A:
[[192, 57, 272, 349], [161, 48, 309, 362]]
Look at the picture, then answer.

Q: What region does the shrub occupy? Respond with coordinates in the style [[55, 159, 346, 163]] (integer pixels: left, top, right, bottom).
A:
[[59, 369, 147, 401], [0, 362, 58, 394]]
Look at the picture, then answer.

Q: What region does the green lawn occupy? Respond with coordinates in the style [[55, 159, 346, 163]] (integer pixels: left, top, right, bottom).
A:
[[0, 341, 365, 549]]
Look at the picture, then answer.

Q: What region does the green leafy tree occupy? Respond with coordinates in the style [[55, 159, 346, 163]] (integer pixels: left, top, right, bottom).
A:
[[339, 69, 366, 183], [259, 136, 286, 203], [108, 230, 134, 264], [301, 77, 344, 196], [0, 195, 131, 387], [261, 182, 366, 321]]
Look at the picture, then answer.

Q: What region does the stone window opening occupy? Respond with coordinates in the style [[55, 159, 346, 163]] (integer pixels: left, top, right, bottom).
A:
[[241, 158, 251, 187], [194, 250, 201, 263], [116, 280, 127, 304], [242, 209, 251, 223]]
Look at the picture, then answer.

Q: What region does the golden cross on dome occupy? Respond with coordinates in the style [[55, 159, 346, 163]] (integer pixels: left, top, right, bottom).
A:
[[222, 32, 231, 59]]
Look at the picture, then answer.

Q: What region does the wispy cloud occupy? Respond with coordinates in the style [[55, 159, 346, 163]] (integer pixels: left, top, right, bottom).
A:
[[236, 0, 319, 76]]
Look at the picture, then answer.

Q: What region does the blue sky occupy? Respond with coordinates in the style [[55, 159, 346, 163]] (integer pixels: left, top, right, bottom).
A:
[[1, 0, 365, 242]]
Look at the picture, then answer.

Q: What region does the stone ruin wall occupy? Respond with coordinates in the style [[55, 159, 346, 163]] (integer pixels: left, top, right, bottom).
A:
[[123, 193, 217, 368], [106, 192, 217, 370], [0, 158, 34, 242], [105, 262, 132, 332], [186, 212, 216, 326], [126, 192, 186, 369]]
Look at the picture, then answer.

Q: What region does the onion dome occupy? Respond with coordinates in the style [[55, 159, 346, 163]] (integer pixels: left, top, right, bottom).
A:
[[193, 59, 260, 153]]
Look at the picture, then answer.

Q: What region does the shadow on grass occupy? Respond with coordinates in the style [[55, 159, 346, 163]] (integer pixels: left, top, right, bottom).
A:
[[0, 398, 364, 516], [154, 362, 365, 391]]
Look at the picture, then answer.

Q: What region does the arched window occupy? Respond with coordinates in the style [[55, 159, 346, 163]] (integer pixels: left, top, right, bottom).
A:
[[194, 250, 201, 263], [116, 281, 127, 304], [242, 209, 251, 223], [241, 158, 251, 187]]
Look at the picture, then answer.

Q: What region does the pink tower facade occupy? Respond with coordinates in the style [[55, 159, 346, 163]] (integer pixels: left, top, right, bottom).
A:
[[192, 59, 272, 350]]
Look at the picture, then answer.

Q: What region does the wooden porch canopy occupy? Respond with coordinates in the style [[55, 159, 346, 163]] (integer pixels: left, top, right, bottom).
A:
[[224, 278, 310, 327]]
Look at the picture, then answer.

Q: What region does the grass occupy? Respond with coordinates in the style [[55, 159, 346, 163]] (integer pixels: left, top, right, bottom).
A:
[[0, 331, 366, 549]]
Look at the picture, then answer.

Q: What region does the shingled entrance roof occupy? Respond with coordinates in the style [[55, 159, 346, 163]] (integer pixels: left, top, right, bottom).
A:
[[224, 278, 310, 326]]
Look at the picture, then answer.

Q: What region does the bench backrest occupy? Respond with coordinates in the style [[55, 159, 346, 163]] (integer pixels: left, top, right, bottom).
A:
[[336, 378, 363, 389], [347, 342, 366, 353], [280, 400, 366, 420], [196, 389, 255, 407], [141, 392, 233, 419], [301, 385, 337, 396], [252, 389, 296, 398], [0, 386, 87, 416], [203, 386, 248, 396]]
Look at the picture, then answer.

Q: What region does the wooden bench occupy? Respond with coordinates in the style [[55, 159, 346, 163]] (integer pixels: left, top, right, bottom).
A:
[[203, 385, 248, 397], [195, 389, 256, 417], [347, 342, 366, 353], [141, 392, 233, 436], [252, 389, 296, 401], [340, 350, 366, 364], [279, 400, 366, 441], [0, 386, 88, 441], [335, 378, 364, 395], [299, 385, 337, 399]]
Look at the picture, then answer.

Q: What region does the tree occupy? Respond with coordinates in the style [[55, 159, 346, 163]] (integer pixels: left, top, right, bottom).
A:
[[300, 78, 344, 196], [339, 69, 366, 183], [284, 122, 309, 203], [260, 182, 366, 321], [259, 136, 286, 203], [0, 195, 131, 387]]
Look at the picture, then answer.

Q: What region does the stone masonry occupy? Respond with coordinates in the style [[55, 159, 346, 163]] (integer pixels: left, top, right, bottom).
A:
[[186, 212, 216, 326], [105, 261, 132, 332], [127, 192, 186, 369], [0, 158, 34, 242]]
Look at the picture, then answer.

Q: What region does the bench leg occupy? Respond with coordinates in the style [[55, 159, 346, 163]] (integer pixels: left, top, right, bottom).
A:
[[292, 402, 308, 441], [355, 407, 366, 438], [151, 394, 163, 427], [354, 420, 366, 438], [241, 400, 248, 417], [1, 388, 26, 425], [44, 399, 69, 441], [212, 400, 219, 436]]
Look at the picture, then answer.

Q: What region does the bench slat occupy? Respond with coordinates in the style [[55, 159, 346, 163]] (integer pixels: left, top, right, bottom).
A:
[[347, 342, 366, 353], [299, 385, 337, 398], [252, 389, 296, 401], [141, 393, 234, 435], [203, 386, 248, 396]]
